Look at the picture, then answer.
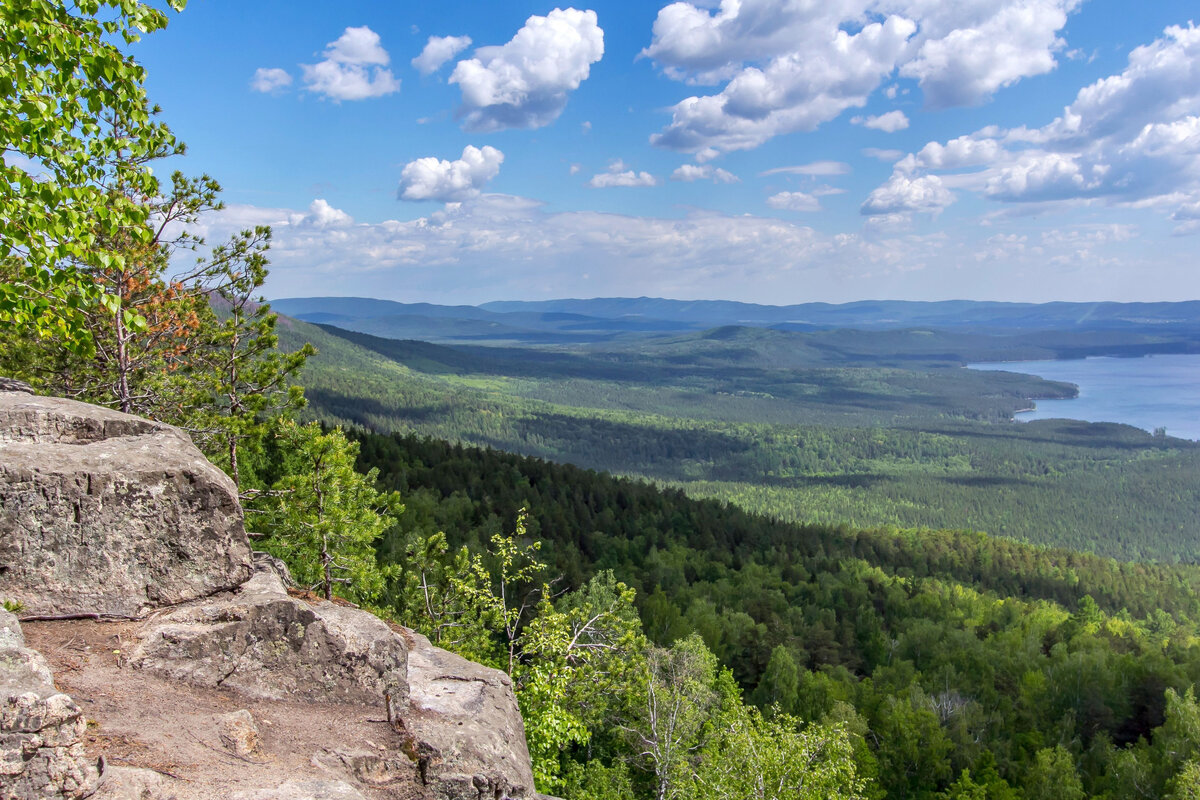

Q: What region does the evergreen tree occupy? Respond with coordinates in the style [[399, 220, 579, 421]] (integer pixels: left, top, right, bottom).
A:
[[190, 227, 313, 489], [256, 422, 402, 602]]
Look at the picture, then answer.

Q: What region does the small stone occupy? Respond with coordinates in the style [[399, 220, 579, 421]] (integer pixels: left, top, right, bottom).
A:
[[231, 779, 368, 800], [91, 764, 175, 799], [217, 709, 266, 760], [0, 377, 33, 394]]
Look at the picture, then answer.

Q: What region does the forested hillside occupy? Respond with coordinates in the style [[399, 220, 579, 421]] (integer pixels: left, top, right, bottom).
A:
[[352, 428, 1200, 800], [277, 316, 1200, 562], [273, 295, 1200, 344]]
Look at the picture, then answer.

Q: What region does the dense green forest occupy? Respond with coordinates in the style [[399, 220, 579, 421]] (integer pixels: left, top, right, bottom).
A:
[[352, 428, 1200, 799], [278, 317, 1200, 562]]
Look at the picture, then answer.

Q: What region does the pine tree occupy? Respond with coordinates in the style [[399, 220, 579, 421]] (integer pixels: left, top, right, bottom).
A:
[[257, 422, 403, 603], [189, 227, 313, 489]]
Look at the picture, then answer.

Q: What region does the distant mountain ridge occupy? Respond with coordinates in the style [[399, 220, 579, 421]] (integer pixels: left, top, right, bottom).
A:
[[272, 296, 1200, 345], [479, 297, 1200, 329]]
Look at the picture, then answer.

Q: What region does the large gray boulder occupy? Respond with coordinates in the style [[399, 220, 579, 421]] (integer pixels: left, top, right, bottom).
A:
[[403, 631, 536, 800], [0, 390, 252, 616], [0, 608, 100, 799], [130, 572, 408, 707], [1, 387, 543, 800]]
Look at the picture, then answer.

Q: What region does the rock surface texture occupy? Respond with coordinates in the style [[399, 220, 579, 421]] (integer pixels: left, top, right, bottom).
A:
[[0, 391, 253, 616], [0, 386, 540, 799], [0, 608, 99, 799], [403, 632, 536, 800], [130, 571, 409, 707]]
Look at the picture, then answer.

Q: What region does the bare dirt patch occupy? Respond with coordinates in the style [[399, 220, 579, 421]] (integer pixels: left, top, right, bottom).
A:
[[23, 618, 424, 799]]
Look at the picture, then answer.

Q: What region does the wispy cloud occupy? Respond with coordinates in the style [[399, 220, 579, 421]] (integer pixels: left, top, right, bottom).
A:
[[760, 161, 851, 177], [590, 160, 658, 188], [852, 110, 910, 132], [672, 164, 739, 183], [412, 35, 472, 75], [767, 191, 822, 212], [250, 67, 292, 93]]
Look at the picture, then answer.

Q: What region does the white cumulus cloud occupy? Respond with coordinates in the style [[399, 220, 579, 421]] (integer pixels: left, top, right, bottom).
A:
[[412, 35, 473, 75], [651, 14, 915, 154], [398, 145, 505, 202], [643, 0, 1082, 155], [302, 26, 400, 101], [251, 67, 292, 93], [450, 8, 604, 132], [853, 110, 910, 132], [861, 173, 955, 215], [900, 0, 1082, 109], [291, 199, 353, 228], [590, 160, 658, 188], [870, 23, 1200, 225], [672, 164, 739, 183]]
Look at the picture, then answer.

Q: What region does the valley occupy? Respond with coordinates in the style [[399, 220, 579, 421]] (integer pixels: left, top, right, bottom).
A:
[[275, 297, 1200, 563]]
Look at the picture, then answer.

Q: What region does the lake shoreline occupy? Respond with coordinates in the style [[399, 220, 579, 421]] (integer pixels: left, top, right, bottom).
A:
[[968, 354, 1200, 441]]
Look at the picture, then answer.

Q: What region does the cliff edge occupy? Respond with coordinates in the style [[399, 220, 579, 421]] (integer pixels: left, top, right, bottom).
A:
[[0, 383, 541, 800]]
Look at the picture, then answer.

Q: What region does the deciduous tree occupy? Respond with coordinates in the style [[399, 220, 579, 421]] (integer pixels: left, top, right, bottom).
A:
[[0, 0, 186, 350]]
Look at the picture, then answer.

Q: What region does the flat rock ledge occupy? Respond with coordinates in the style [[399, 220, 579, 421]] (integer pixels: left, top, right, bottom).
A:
[[130, 572, 408, 708], [0, 608, 99, 799], [129, 574, 536, 799], [0, 390, 252, 616]]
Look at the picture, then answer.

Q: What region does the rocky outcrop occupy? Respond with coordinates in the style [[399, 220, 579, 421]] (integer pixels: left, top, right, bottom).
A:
[[130, 571, 408, 707], [0, 391, 253, 616], [128, 576, 536, 797], [403, 632, 536, 800], [0, 386, 541, 800], [0, 608, 99, 799]]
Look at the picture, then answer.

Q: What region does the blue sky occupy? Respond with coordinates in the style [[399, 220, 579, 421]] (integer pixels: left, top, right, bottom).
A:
[[133, 0, 1200, 304]]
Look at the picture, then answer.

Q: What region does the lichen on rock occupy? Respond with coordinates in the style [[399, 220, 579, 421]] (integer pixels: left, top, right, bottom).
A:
[[0, 390, 253, 616]]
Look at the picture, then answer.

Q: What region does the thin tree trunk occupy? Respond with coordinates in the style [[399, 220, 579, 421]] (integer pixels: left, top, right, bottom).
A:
[[227, 315, 241, 487], [115, 304, 131, 413], [322, 532, 333, 600]]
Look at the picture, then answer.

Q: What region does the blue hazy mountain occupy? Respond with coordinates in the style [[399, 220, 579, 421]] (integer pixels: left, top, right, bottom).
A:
[[272, 296, 1200, 345]]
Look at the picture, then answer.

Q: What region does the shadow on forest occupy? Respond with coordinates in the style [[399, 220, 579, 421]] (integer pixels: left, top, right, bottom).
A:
[[303, 389, 455, 426], [940, 475, 1038, 488], [916, 421, 1178, 452]]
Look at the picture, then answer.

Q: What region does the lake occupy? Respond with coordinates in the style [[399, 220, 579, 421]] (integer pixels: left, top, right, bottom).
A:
[[969, 354, 1200, 441]]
